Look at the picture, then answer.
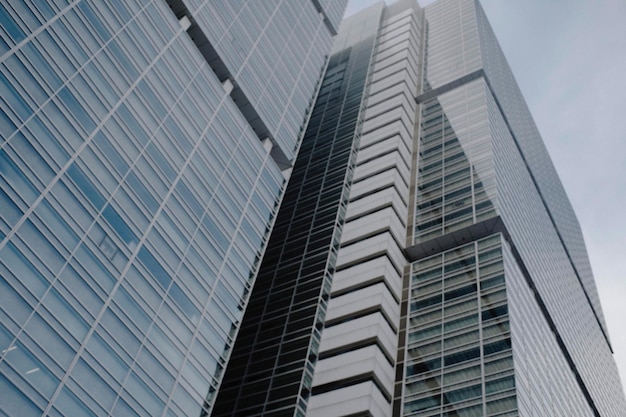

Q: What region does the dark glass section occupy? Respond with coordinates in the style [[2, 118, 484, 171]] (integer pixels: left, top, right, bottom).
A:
[[211, 35, 378, 417]]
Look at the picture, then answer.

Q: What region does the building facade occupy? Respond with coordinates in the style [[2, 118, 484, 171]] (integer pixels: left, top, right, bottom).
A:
[[0, 1, 344, 416], [216, 1, 626, 416]]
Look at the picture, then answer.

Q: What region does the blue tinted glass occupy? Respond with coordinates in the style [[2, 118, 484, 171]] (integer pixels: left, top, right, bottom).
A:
[[110, 396, 139, 417], [169, 282, 199, 322], [137, 80, 166, 119], [138, 246, 171, 289], [0, 4, 26, 43], [67, 163, 105, 209], [11, 132, 54, 184], [0, 321, 13, 352], [4, 339, 59, 397], [86, 331, 129, 381], [100, 309, 140, 357], [53, 385, 97, 417], [22, 43, 63, 90], [73, 244, 116, 293], [0, 149, 39, 203], [200, 319, 227, 355], [33, 2, 55, 20], [0, 186, 23, 227], [58, 265, 103, 317], [116, 103, 149, 145], [112, 2, 132, 22], [72, 358, 117, 410], [0, 106, 17, 141], [147, 325, 184, 368], [93, 131, 128, 175], [0, 372, 42, 416], [0, 72, 33, 121], [124, 371, 165, 416], [164, 117, 193, 154], [77, 2, 111, 43], [215, 281, 239, 315], [102, 205, 137, 245], [26, 117, 69, 166], [175, 181, 202, 218], [0, 32, 9, 55], [57, 87, 95, 133], [146, 143, 175, 181], [6, 53, 49, 107], [207, 302, 232, 335], [125, 170, 158, 213], [1, 241, 48, 297], [202, 215, 228, 253], [125, 265, 162, 312], [108, 39, 138, 80], [0, 274, 34, 326], [113, 286, 150, 330], [22, 311, 76, 368], [137, 349, 174, 393], [43, 288, 89, 341]]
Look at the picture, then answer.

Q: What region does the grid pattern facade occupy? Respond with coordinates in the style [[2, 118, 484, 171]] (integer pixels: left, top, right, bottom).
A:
[[502, 240, 596, 416], [212, 12, 377, 416], [405, 235, 515, 416], [405, 1, 626, 416], [472, 0, 609, 347], [473, 1, 603, 322], [487, 83, 626, 415], [0, 1, 340, 416], [414, 80, 497, 243], [174, 0, 338, 162], [420, 0, 481, 92]]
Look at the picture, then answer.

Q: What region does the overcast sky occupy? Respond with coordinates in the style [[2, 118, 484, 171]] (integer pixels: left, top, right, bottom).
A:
[[346, 0, 626, 393]]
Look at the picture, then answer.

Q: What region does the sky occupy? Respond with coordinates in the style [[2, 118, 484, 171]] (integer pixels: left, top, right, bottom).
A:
[[346, 0, 626, 394]]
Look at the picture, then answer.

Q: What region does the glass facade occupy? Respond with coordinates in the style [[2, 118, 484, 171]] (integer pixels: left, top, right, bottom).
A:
[[403, 0, 626, 416], [0, 1, 343, 416], [406, 235, 515, 416], [473, 1, 608, 341], [216, 1, 624, 416], [502, 238, 597, 416], [2, 1, 625, 416], [212, 7, 381, 415], [414, 80, 497, 243], [172, 0, 337, 162]]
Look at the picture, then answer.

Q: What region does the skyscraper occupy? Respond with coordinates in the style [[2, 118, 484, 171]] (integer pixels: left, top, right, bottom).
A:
[[215, 1, 626, 416], [0, 1, 345, 416]]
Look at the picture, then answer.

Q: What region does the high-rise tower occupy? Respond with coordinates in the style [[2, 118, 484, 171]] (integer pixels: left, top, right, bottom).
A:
[[0, 1, 345, 416], [215, 1, 626, 416]]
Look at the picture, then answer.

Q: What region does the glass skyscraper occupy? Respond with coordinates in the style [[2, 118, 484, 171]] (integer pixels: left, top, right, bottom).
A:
[[0, 1, 345, 416], [215, 1, 626, 416], [2, 0, 625, 416]]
